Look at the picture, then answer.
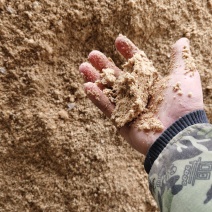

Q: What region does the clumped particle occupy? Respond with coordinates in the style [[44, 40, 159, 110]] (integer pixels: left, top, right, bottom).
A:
[[177, 90, 183, 96], [58, 110, 69, 120], [100, 68, 116, 86], [173, 82, 181, 92], [101, 52, 164, 131], [188, 92, 192, 98]]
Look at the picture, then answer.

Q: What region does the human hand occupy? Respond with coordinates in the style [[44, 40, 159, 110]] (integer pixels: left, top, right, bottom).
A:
[[79, 35, 204, 155]]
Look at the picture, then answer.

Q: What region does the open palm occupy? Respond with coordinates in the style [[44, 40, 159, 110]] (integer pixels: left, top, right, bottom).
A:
[[79, 35, 204, 155]]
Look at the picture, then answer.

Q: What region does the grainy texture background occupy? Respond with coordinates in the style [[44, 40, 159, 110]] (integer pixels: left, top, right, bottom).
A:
[[0, 0, 211, 211]]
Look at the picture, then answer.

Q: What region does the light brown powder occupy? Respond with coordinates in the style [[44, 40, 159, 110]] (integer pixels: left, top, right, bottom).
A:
[[182, 45, 197, 76], [100, 68, 116, 86], [101, 52, 164, 131], [0, 0, 211, 211]]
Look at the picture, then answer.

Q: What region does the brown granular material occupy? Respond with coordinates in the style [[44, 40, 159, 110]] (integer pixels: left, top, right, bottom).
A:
[[102, 52, 164, 131], [182, 45, 197, 76], [0, 0, 211, 211]]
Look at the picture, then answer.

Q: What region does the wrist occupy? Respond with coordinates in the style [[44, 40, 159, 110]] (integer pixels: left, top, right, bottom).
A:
[[144, 110, 209, 173]]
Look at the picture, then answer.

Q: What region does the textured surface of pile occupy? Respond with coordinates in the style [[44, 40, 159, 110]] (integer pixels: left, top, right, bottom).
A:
[[0, 0, 211, 211]]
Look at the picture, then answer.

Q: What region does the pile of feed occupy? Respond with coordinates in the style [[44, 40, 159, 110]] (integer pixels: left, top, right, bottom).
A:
[[0, 0, 211, 211]]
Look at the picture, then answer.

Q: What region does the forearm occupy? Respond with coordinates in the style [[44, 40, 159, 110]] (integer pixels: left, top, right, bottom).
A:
[[145, 110, 212, 211]]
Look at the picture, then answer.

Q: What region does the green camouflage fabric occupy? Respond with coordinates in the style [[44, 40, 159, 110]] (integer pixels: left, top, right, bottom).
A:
[[149, 124, 212, 212]]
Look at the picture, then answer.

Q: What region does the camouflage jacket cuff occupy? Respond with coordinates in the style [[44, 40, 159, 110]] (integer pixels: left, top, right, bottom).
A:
[[144, 110, 208, 174]]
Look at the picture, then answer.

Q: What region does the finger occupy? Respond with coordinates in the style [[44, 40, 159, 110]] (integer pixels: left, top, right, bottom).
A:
[[84, 82, 114, 117], [79, 62, 100, 82], [170, 38, 194, 74], [115, 34, 140, 59], [88, 50, 122, 77]]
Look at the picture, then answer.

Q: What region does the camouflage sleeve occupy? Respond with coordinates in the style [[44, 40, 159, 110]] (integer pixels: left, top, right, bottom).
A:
[[149, 123, 212, 212]]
